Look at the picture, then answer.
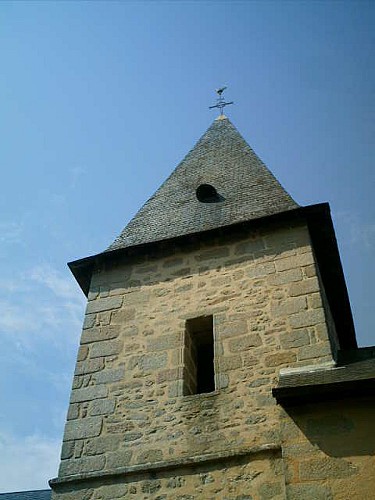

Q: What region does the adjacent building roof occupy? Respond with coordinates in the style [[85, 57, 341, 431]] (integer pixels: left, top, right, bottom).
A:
[[0, 491, 51, 500], [107, 115, 298, 251], [273, 347, 375, 404]]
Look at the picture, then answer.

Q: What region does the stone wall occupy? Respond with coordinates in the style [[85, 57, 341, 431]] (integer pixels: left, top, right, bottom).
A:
[[53, 448, 285, 499], [52, 221, 335, 498], [281, 399, 375, 499]]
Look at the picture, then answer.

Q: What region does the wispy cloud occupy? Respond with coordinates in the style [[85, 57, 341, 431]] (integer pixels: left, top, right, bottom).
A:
[[69, 165, 87, 189], [0, 431, 60, 492], [0, 264, 85, 347], [0, 221, 23, 245], [28, 263, 83, 300], [334, 212, 375, 250]]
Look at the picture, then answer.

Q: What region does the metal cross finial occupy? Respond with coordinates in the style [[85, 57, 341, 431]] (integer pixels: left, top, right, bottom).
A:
[[209, 86, 234, 116]]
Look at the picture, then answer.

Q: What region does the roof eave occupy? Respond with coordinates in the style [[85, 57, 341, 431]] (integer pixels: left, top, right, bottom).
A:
[[272, 377, 375, 405]]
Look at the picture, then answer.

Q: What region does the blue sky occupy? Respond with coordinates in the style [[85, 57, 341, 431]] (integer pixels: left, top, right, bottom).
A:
[[0, 1, 374, 492]]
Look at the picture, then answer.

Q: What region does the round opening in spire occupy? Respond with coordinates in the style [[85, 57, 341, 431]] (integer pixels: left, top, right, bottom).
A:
[[196, 184, 222, 203]]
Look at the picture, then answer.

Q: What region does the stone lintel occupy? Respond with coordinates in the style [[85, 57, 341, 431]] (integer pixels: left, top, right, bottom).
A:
[[49, 443, 281, 489]]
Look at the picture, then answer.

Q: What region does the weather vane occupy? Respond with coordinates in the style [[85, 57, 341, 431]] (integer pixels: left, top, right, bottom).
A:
[[209, 87, 234, 116]]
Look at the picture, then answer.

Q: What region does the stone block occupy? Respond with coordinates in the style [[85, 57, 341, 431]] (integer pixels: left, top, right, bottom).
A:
[[216, 373, 229, 389], [85, 435, 120, 455], [275, 252, 314, 272], [64, 416, 102, 440], [242, 353, 258, 367], [304, 264, 316, 278], [217, 320, 248, 338], [72, 376, 83, 389], [234, 238, 265, 255], [268, 268, 302, 285], [168, 380, 184, 397], [59, 455, 105, 476], [147, 333, 182, 351], [67, 403, 79, 420], [77, 345, 89, 361], [157, 367, 183, 383], [86, 296, 123, 315], [89, 399, 116, 416], [90, 339, 123, 358], [96, 311, 111, 326], [122, 432, 143, 442], [247, 377, 269, 387], [286, 483, 333, 500], [264, 226, 309, 249], [219, 355, 242, 371], [289, 308, 325, 329], [70, 385, 108, 403], [308, 292, 323, 309], [83, 314, 96, 330], [140, 352, 168, 371], [271, 297, 307, 318], [75, 358, 104, 376], [61, 441, 75, 460], [246, 262, 275, 278], [81, 325, 120, 344], [121, 325, 139, 338], [95, 484, 129, 498], [195, 247, 230, 261], [280, 329, 310, 349], [137, 448, 163, 463], [111, 307, 136, 323], [298, 342, 332, 361], [229, 334, 262, 352], [92, 368, 124, 385], [264, 352, 297, 367], [105, 450, 132, 469], [289, 277, 320, 296]]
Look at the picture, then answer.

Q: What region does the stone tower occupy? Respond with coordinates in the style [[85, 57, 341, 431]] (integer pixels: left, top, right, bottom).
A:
[[50, 116, 375, 499]]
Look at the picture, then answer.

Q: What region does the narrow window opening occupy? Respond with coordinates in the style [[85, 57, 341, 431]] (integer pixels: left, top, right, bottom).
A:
[[183, 315, 215, 395]]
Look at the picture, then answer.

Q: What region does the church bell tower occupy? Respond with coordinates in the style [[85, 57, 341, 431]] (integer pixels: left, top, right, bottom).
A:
[[50, 112, 375, 499]]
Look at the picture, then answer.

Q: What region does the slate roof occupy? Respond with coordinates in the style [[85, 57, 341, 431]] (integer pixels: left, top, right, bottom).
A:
[[0, 491, 51, 500], [107, 115, 298, 251], [273, 349, 375, 404]]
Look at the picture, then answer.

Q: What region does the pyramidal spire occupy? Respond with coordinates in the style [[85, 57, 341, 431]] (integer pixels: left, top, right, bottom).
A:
[[107, 117, 298, 252]]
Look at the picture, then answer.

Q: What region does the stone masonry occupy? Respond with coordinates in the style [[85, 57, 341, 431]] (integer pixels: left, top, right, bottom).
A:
[[51, 220, 343, 499]]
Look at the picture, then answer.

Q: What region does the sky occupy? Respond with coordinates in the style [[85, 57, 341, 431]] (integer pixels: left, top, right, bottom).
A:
[[0, 0, 374, 492]]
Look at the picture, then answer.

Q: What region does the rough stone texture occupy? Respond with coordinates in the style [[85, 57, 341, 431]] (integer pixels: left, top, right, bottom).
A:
[[53, 221, 368, 499], [53, 453, 285, 499], [70, 385, 108, 403], [64, 417, 102, 441], [86, 296, 122, 314], [280, 400, 375, 499]]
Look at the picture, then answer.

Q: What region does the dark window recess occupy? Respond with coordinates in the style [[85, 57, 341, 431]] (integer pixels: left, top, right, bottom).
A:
[[196, 184, 224, 203], [183, 315, 215, 395]]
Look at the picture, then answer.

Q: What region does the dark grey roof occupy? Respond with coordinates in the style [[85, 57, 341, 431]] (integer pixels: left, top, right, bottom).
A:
[[273, 353, 375, 404], [277, 358, 375, 388], [107, 115, 298, 251], [0, 491, 51, 500]]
